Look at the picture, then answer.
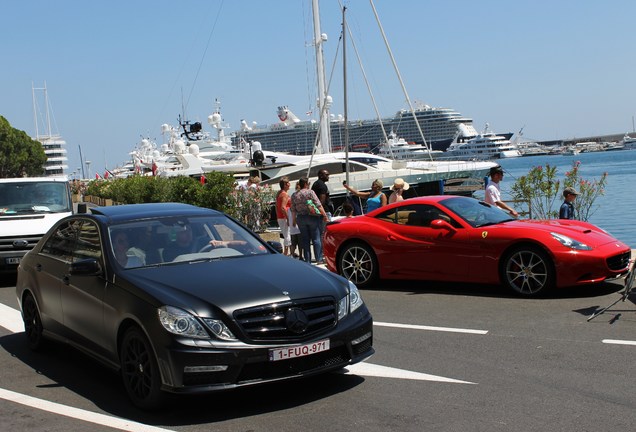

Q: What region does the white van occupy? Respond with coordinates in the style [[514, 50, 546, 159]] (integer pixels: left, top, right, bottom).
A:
[[0, 176, 73, 273]]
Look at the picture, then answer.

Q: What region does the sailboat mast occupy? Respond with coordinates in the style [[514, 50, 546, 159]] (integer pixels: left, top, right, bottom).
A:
[[312, 0, 331, 154], [343, 6, 350, 183], [369, 0, 433, 160]]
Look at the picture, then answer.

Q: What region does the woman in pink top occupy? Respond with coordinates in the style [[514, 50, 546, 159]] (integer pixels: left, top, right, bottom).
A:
[[276, 176, 292, 255]]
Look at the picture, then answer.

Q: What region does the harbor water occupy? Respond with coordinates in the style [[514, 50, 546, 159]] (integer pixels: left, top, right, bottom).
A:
[[487, 149, 636, 248]]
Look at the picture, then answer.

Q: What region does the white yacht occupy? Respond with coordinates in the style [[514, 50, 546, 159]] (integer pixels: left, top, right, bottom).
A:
[[444, 124, 521, 160], [377, 131, 443, 160], [254, 151, 497, 203], [620, 133, 636, 150]]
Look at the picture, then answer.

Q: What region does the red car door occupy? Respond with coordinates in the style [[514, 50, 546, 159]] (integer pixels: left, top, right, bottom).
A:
[[374, 204, 473, 281]]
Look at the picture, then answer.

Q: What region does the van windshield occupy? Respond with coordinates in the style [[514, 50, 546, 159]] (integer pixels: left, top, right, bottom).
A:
[[0, 181, 72, 215]]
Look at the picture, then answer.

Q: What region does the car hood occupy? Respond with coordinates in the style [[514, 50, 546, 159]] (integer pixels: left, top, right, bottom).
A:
[[121, 254, 349, 315], [503, 219, 627, 247]]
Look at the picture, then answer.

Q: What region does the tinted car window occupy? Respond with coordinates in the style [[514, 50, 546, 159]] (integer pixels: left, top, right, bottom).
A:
[[41, 220, 81, 262], [376, 204, 457, 227], [74, 220, 102, 261]]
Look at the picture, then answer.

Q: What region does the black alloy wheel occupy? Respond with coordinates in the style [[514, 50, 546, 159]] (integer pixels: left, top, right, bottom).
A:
[[501, 246, 555, 296], [339, 242, 378, 288], [120, 326, 164, 410], [22, 294, 45, 351]]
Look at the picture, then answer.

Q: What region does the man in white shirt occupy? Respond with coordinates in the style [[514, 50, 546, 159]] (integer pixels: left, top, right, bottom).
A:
[[485, 166, 518, 218]]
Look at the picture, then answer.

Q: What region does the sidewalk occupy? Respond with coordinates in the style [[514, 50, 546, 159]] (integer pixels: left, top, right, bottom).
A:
[[258, 229, 327, 268]]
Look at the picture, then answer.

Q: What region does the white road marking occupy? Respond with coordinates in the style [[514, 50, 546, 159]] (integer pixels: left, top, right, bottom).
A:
[[602, 339, 636, 346], [342, 362, 475, 384], [0, 302, 24, 333], [0, 387, 175, 432], [375, 321, 488, 335]]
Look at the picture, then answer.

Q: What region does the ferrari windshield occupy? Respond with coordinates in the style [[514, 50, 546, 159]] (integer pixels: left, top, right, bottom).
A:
[[441, 197, 515, 228]]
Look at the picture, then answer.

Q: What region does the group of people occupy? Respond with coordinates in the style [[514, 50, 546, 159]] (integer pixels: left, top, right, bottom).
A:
[[485, 165, 579, 220], [275, 175, 329, 263], [275, 170, 411, 264]]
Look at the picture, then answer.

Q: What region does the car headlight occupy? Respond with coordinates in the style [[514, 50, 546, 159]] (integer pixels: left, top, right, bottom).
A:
[[551, 232, 592, 250], [201, 318, 238, 341], [158, 305, 211, 339], [337, 281, 364, 321]]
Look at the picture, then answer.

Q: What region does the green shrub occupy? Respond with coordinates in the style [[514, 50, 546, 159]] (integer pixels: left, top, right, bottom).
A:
[[83, 173, 274, 231], [511, 161, 607, 221]]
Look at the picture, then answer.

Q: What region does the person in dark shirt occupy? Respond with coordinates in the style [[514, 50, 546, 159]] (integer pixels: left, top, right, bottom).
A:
[[163, 225, 197, 261], [312, 169, 333, 245], [559, 187, 578, 219]]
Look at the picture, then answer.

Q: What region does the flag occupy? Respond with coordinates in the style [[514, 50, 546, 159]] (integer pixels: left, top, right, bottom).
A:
[[104, 169, 115, 179], [95, 173, 102, 179], [200, 174, 206, 185], [151, 161, 158, 176]]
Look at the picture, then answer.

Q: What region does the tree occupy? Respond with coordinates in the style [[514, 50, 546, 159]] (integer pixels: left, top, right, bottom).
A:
[[0, 115, 47, 178], [510, 161, 607, 222]]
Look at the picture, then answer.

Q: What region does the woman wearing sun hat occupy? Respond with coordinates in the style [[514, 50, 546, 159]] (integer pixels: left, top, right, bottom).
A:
[[389, 178, 409, 204]]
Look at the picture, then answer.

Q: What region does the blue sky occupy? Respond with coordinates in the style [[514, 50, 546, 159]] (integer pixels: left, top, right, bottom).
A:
[[1, 0, 635, 177]]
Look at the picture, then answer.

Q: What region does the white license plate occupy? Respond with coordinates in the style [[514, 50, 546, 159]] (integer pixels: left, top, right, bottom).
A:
[[269, 339, 330, 362], [6, 257, 21, 265]]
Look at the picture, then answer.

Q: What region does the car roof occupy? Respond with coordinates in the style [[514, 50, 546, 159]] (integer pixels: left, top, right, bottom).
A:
[[89, 202, 222, 223], [0, 176, 69, 183]]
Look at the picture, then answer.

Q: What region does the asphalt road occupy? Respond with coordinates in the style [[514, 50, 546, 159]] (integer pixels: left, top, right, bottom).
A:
[[1, 273, 635, 432]]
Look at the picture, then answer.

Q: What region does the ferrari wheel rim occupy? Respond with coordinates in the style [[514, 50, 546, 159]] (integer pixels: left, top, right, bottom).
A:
[[341, 245, 374, 285], [505, 249, 549, 295]]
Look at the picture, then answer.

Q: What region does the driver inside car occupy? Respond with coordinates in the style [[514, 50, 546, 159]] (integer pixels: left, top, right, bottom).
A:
[[162, 224, 202, 262]]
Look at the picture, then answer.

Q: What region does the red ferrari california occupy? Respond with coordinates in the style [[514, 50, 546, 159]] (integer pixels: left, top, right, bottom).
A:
[[323, 196, 631, 296]]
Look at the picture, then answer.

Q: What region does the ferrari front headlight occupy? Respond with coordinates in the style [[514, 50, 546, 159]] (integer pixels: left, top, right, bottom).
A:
[[551, 232, 592, 250]]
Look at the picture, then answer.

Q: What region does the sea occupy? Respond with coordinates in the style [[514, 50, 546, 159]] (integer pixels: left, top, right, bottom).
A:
[[483, 149, 636, 248]]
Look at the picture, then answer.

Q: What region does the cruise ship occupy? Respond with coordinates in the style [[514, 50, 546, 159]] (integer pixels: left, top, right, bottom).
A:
[[232, 103, 501, 155]]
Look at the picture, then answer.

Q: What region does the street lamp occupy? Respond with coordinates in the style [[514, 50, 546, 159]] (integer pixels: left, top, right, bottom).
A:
[[85, 161, 91, 179]]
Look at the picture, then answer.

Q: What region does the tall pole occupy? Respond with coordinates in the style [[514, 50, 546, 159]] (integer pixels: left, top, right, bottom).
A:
[[312, 0, 331, 154], [78, 145, 86, 179], [343, 6, 350, 184]]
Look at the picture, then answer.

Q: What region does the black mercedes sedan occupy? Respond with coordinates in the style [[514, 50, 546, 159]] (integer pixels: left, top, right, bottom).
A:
[[16, 203, 374, 409]]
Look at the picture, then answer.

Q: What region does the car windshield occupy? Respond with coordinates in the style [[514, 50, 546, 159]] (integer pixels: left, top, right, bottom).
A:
[[0, 181, 71, 215], [108, 214, 269, 269], [441, 196, 515, 228]]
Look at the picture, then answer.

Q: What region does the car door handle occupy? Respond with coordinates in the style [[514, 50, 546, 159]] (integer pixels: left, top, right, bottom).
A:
[[62, 275, 70, 285], [36, 264, 42, 272], [387, 234, 397, 241]]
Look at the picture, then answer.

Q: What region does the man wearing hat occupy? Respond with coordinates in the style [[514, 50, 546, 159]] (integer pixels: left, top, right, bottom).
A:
[[559, 187, 579, 219], [485, 165, 519, 218], [389, 178, 409, 203]]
